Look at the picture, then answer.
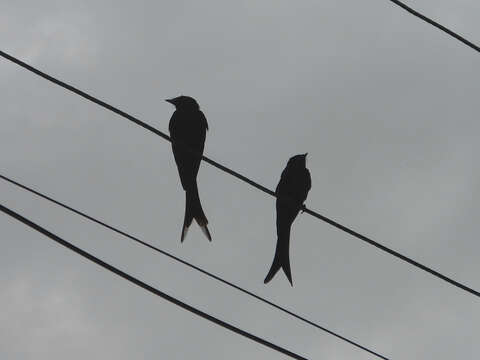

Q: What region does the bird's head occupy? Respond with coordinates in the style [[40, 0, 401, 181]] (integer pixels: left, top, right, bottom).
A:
[[287, 153, 308, 168], [165, 95, 199, 110]]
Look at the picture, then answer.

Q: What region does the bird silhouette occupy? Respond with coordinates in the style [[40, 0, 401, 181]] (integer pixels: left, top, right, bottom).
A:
[[264, 154, 311, 286], [167, 95, 212, 242]]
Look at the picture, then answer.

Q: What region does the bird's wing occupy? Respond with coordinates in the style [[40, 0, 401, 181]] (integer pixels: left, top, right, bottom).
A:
[[168, 110, 179, 135], [303, 168, 312, 201], [200, 110, 209, 131]]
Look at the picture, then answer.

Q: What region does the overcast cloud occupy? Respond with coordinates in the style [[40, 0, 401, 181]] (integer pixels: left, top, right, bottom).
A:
[[1, 1, 479, 359]]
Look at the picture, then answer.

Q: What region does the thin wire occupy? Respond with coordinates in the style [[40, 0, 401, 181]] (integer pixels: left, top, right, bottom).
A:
[[387, 0, 479, 53], [0, 173, 390, 360], [1, 50, 479, 298], [301, 207, 480, 298], [0, 203, 310, 360]]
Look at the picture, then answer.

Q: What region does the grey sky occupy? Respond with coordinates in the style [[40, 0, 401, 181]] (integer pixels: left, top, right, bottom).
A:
[[1, 0, 479, 359]]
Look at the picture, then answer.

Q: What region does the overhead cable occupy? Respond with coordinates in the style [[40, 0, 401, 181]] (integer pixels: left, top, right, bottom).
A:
[[0, 203, 310, 360], [1, 50, 478, 298], [0, 173, 390, 360]]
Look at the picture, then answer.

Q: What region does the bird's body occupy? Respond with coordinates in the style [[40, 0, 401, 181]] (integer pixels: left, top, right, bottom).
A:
[[167, 96, 211, 242], [264, 154, 311, 286]]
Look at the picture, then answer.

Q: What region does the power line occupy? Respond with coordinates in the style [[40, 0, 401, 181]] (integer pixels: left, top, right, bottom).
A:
[[1, 50, 478, 299], [1, 51, 478, 298], [0, 203, 309, 360], [0, 173, 390, 360], [386, 0, 479, 53]]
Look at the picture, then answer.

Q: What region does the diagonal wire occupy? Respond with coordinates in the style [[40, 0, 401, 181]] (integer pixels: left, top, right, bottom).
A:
[[0, 173, 390, 360], [386, 0, 479, 53], [1, 50, 479, 299], [0, 203, 310, 360]]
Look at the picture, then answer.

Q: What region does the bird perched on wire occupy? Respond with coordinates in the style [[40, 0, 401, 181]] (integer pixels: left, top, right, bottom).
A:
[[167, 95, 212, 242], [264, 154, 311, 286]]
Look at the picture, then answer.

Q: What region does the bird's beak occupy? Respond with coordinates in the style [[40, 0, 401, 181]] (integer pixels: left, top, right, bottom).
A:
[[165, 98, 175, 105]]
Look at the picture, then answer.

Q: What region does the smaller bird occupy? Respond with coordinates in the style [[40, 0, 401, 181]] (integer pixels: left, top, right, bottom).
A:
[[167, 95, 211, 242], [264, 154, 311, 286]]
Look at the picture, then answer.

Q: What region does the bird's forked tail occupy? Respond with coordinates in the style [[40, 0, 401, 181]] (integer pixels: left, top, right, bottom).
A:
[[181, 185, 211, 242], [264, 239, 292, 286]]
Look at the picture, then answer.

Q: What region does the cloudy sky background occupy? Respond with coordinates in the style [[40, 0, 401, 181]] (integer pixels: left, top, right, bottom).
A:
[[1, 0, 479, 359]]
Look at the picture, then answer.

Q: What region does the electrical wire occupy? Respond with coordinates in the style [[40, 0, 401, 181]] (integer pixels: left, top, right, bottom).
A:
[[386, 0, 479, 53], [1, 50, 478, 298], [0, 203, 310, 360], [0, 173, 390, 360]]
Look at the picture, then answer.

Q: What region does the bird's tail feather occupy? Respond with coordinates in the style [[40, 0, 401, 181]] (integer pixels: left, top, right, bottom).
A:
[[264, 239, 292, 286], [181, 185, 211, 242]]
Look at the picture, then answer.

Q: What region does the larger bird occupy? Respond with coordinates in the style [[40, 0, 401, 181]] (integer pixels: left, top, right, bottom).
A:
[[264, 154, 311, 286], [167, 95, 212, 242]]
